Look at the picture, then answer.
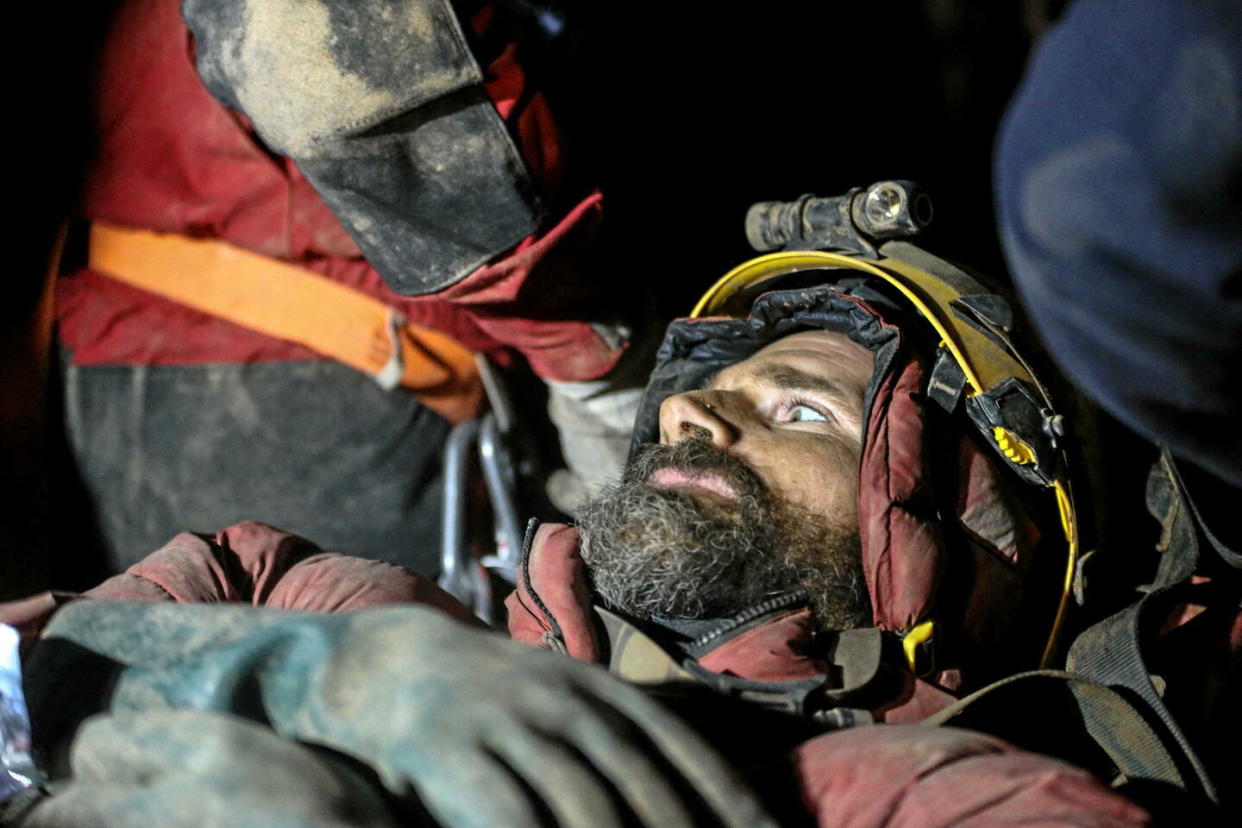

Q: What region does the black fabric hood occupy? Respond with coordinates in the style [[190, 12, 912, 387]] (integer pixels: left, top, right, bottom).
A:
[[629, 275, 911, 460]]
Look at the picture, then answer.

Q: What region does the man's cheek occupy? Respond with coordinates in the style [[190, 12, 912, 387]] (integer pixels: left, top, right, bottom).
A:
[[786, 462, 857, 522]]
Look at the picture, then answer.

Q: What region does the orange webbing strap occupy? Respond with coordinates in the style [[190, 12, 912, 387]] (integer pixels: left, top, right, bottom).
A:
[[89, 222, 483, 424]]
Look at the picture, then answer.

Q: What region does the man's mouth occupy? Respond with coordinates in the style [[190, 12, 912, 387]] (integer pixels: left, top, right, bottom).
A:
[[647, 467, 739, 503]]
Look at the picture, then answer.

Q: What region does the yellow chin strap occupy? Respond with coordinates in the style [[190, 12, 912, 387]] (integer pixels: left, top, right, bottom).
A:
[[692, 249, 1079, 672]]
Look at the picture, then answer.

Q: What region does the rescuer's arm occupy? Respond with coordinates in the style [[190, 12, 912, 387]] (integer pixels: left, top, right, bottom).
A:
[[81, 520, 479, 620], [795, 725, 1150, 826]]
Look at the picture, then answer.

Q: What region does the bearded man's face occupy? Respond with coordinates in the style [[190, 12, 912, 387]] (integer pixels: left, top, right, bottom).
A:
[[578, 438, 870, 628], [577, 330, 877, 631]]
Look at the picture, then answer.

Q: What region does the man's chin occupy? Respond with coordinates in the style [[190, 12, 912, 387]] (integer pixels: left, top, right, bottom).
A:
[[575, 481, 759, 621]]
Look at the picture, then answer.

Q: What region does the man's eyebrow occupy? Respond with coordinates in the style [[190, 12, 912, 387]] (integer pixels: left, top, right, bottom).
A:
[[752, 363, 842, 396], [705, 362, 842, 396]]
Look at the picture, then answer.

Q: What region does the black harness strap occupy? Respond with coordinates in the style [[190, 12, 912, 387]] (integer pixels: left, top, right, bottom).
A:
[[1065, 451, 1236, 803], [924, 450, 1241, 809], [922, 669, 1190, 789]]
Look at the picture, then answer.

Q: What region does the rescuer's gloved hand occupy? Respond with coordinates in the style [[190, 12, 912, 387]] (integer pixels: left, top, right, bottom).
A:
[[23, 711, 395, 827], [25, 601, 773, 828]]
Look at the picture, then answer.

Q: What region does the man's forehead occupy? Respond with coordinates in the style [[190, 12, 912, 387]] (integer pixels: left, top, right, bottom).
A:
[[710, 330, 874, 387]]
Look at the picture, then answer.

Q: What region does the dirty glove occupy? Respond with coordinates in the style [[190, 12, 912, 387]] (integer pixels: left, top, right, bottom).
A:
[[26, 601, 773, 828], [24, 710, 395, 828]]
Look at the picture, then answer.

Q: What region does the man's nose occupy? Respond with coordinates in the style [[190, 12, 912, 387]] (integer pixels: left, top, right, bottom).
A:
[[658, 392, 739, 449]]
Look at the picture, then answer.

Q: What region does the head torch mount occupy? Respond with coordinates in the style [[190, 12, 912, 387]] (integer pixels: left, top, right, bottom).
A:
[[745, 180, 933, 257]]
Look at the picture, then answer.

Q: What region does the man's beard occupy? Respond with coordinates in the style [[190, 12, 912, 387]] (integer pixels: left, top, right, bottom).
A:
[[576, 440, 872, 631]]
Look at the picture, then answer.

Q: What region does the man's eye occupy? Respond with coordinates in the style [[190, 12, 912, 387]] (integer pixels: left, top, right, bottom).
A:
[[785, 404, 829, 423]]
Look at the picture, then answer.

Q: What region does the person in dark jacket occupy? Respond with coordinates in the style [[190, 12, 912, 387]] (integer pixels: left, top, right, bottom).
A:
[[995, 0, 1242, 491]]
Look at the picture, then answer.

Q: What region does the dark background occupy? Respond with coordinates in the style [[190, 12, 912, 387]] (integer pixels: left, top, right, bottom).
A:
[[537, 1, 1065, 313]]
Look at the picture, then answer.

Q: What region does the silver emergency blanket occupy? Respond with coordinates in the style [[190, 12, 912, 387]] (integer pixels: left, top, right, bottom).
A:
[[0, 625, 39, 799]]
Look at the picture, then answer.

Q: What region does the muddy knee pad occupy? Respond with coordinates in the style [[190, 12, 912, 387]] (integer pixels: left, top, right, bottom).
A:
[[183, 0, 542, 295]]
